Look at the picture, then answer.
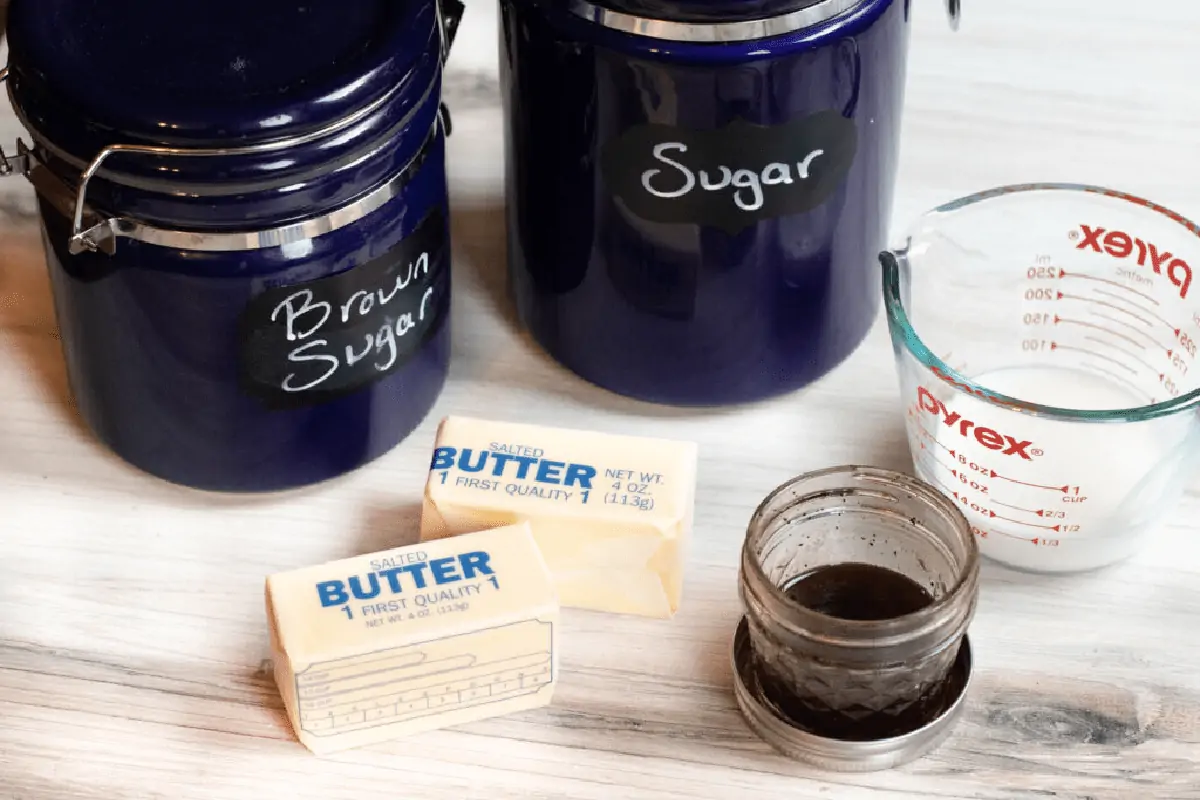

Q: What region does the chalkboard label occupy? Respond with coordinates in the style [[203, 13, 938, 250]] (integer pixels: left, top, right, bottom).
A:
[[600, 111, 858, 234], [239, 208, 448, 409]]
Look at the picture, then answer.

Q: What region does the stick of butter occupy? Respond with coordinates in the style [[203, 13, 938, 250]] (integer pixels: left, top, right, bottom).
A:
[[265, 522, 559, 755], [419, 416, 699, 619]]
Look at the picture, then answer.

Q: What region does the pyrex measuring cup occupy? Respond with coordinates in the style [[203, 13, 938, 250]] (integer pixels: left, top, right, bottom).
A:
[[883, 184, 1200, 573]]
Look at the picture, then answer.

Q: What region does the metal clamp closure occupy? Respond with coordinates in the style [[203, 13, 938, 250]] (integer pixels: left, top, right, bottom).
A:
[[0, 56, 446, 256], [0, 139, 30, 178], [438, 0, 467, 63]]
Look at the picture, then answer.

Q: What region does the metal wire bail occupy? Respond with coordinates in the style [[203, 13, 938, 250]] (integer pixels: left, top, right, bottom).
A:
[[0, 55, 449, 256]]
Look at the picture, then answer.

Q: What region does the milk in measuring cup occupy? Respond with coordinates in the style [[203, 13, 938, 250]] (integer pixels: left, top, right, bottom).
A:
[[910, 365, 1191, 572]]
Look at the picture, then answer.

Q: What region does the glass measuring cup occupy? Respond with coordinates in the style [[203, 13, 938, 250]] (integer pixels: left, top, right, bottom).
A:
[[883, 184, 1200, 573]]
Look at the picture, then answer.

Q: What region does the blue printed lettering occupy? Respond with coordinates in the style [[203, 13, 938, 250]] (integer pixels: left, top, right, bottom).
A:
[[511, 455, 537, 479], [490, 453, 516, 476], [459, 551, 493, 580], [563, 463, 595, 489], [379, 567, 407, 593], [458, 449, 487, 473], [405, 562, 430, 588], [430, 446, 455, 470], [317, 580, 348, 607], [429, 557, 461, 583], [430, 446, 601, 486], [536, 460, 565, 483], [316, 550, 495, 612], [348, 573, 382, 601]]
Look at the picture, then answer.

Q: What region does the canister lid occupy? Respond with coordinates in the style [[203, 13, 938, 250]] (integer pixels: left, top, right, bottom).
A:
[[6, 0, 437, 151]]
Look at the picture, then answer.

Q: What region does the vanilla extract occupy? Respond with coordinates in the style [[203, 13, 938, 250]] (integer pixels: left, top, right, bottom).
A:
[[783, 562, 933, 621], [761, 562, 960, 741]]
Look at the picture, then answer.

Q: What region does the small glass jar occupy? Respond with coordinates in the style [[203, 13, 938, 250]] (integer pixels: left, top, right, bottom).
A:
[[738, 466, 979, 742]]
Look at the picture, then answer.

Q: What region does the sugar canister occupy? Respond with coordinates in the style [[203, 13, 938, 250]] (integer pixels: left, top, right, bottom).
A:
[[500, 0, 961, 405]]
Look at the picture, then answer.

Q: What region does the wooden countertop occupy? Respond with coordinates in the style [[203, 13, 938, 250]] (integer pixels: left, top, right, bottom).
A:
[[1, 1, 1198, 798]]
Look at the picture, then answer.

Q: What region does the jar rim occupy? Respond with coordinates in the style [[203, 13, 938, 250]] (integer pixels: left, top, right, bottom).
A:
[[740, 465, 980, 643]]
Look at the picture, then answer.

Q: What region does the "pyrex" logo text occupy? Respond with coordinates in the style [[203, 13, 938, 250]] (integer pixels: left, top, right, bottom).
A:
[[1075, 224, 1193, 300], [917, 387, 1037, 460]]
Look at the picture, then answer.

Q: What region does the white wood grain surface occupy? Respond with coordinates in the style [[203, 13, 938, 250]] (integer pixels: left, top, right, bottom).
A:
[[2, 1, 1199, 798]]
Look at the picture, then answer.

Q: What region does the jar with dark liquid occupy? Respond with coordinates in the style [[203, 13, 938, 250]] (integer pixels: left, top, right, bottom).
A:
[[738, 466, 979, 746]]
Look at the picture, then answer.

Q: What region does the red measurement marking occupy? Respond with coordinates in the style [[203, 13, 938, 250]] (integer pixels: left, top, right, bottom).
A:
[[990, 471, 1071, 492], [919, 446, 960, 475], [916, 436, 957, 471], [914, 423, 953, 454], [1056, 292, 1156, 328], [954, 492, 1007, 520], [1160, 373, 1184, 397], [1053, 315, 1146, 350], [1051, 342, 1138, 375], [1090, 311, 1163, 348], [988, 512, 1061, 531], [1167, 350, 1191, 374], [1059, 270, 1161, 306], [1074, 362, 1146, 395], [954, 458, 993, 477], [1082, 335, 1158, 375], [1178, 329, 1198, 359], [990, 498, 1041, 514], [971, 525, 1029, 542], [952, 492, 1050, 521], [951, 469, 990, 490], [1093, 287, 1177, 330], [927, 477, 965, 502], [1030, 266, 1066, 279]]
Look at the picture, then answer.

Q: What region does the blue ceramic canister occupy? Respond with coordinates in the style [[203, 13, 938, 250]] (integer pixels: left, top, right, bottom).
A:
[[501, 0, 960, 406], [1, 0, 465, 492]]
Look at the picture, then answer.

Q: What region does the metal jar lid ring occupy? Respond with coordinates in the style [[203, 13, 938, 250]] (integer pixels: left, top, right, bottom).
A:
[[566, 0, 961, 43]]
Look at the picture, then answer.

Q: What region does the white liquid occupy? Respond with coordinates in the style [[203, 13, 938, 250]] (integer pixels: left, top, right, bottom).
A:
[[910, 365, 1194, 572]]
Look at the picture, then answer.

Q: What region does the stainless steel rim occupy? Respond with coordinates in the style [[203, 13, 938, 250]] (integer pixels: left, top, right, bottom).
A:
[[564, 0, 863, 42], [565, 0, 962, 42], [0, 67, 443, 255], [99, 117, 442, 254], [730, 617, 973, 772]]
